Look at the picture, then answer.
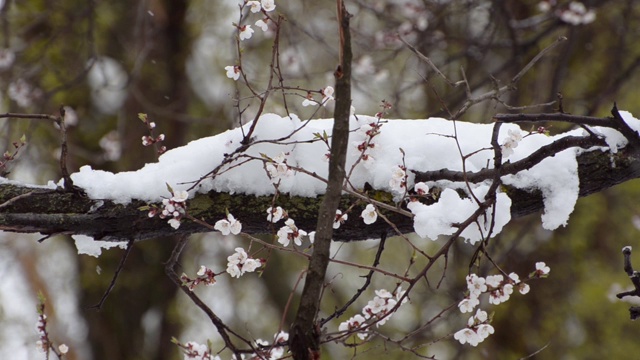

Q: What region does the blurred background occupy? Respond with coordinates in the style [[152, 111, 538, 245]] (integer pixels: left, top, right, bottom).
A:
[[1, 0, 640, 359]]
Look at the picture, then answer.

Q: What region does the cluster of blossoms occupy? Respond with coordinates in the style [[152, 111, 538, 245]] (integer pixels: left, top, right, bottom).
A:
[[1, 134, 26, 174], [139, 113, 167, 155], [352, 105, 386, 166], [266, 207, 316, 247], [538, 1, 595, 25], [453, 309, 494, 347], [141, 133, 165, 147], [276, 218, 308, 247], [148, 190, 189, 229], [214, 213, 243, 235], [265, 152, 294, 183], [389, 165, 407, 193], [500, 129, 523, 158], [360, 204, 378, 225], [253, 331, 288, 360], [35, 300, 69, 356], [301, 86, 335, 107], [224, 0, 276, 81], [226, 247, 263, 278], [181, 265, 217, 291], [339, 288, 407, 340], [455, 262, 551, 346], [176, 340, 220, 360]]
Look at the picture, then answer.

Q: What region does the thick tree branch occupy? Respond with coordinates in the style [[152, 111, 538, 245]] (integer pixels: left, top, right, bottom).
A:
[[1, 145, 639, 242]]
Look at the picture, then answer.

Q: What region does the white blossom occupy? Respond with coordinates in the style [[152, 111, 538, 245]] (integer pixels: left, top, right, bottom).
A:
[[454, 328, 481, 346], [261, 0, 276, 12], [225, 65, 240, 80], [247, 0, 261, 12], [458, 296, 479, 313], [171, 190, 189, 202], [255, 19, 269, 31], [485, 274, 503, 288], [333, 209, 348, 229], [414, 182, 429, 195], [361, 204, 378, 225], [226, 248, 262, 278], [535, 261, 551, 276], [266, 206, 284, 223], [476, 324, 495, 339], [321, 86, 334, 106], [214, 214, 242, 235], [168, 218, 181, 229], [239, 25, 254, 41], [276, 218, 306, 247], [466, 274, 487, 296]]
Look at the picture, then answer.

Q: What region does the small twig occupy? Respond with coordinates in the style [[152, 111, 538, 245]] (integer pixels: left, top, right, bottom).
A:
[[57, 106, 75, 192], [90, 238, 135, 310], [0, 191, 33, 209], [164, 235, 248, 357], [398, 35, 464, 88], [611, 102, 640, 150], [511, 36, 567, 85], [616, 246, 640, 320], [320, 231, 388, 326]]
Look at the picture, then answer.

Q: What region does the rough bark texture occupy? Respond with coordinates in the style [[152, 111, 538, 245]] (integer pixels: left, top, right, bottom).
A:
[[1, 146, 639, 243], [289, 3, 352, 359]]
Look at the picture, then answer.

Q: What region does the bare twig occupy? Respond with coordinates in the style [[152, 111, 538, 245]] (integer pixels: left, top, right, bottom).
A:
[[90, 238, 135, 310]]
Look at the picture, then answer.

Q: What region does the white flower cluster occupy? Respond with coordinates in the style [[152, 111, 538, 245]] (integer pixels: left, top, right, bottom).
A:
[[181, 265, 217, 291], [301, 86, 334, 107], [149, 190, 189, 229], [389, 165, 407, 193], [226, 247, 262, 278], [500, 129, 523, 158], [253, 331, 288, 360], [224, 0, 277, 80], [538, 1, 595, 26], [277, 218, 308, 247], [559, 2, 596, 25], [352, 120, 383, 166], [180, 341, 220, 360], [453, 309, 494, 347], [266, 152, 294, 183], [455, 262, 551, 346], [214, 213, 242, 235], [338, 288, 407, 340]]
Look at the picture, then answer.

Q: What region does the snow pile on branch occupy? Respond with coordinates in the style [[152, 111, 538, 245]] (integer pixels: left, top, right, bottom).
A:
[[67, 111, 640, 242]]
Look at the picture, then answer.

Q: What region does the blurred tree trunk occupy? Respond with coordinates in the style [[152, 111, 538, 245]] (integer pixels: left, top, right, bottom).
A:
[[77, 1, 190, 359]]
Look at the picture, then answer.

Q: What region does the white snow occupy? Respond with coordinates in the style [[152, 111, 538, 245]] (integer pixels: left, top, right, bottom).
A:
[[62, 111, 640, 244], [73, 235, 127, 257]]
